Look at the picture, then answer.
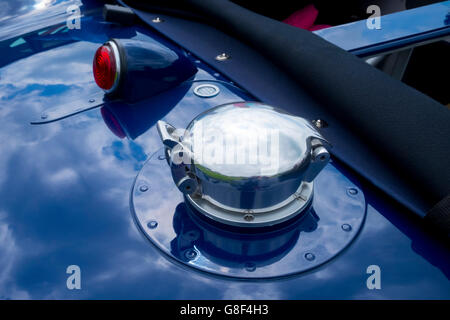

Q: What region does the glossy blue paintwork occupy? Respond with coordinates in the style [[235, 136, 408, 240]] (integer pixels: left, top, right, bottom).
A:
[[0, 0, 448, 299], [315, 1, 450, 57]]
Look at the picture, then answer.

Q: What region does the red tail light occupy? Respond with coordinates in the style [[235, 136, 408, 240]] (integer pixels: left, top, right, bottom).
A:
[[93, 42, 119, 92]]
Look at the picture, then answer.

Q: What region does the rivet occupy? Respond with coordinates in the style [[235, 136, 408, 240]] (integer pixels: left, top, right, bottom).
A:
[[147, 220, 158, 229], [213, 73, 220, 77], [157, 155, 166, 160], [152, 17, 163, 23], [243, 213, 254, 222], [89, 99, 95, 103], [41, 113, 48, 120], [312, 119, 328, 129], [215, 53, 230, 61], [305, 253, 315, 261], [139, 185, 149, 192], [341, 224, 352, 232], [347, 188, 358, 196], [184, 249, 198, 260], [244, 262, 256, 272]]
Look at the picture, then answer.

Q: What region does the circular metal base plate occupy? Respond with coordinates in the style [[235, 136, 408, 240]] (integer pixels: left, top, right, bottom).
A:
[[131, 148, 366, 279]]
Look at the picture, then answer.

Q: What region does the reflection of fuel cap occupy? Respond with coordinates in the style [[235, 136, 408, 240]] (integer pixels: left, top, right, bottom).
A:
[[157, 102, 330, 227], [170, 201, 319, 269]]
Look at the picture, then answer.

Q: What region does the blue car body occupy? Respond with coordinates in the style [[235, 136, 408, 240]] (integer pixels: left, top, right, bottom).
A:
[[0, 0, 448, 299]]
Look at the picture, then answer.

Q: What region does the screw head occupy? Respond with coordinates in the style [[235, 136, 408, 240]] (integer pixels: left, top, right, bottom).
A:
[[139, 185, 149, 192], [312, 119, 328, 129], [305, 253, 315, 261], [184, 249, 198, 260], [243, 213, 254, 222], [157, 155, 166, 160], [244, 262, 256, 272], [89, 98, 95, 103], [152, 17, 163, 23], [341, 224, 352, 232], [347, 188, 358, 196], [215, 53, 230, 61], [41, 113, 48, 120], [147, 220, 158, 229]]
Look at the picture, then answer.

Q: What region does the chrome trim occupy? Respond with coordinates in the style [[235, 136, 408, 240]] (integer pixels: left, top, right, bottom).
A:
[[314, 1, 450, 58], [193, 84, 220, 98], [199, 180, 312, 214], [186, 181, 313, 228], [104, 40, 121, 94]]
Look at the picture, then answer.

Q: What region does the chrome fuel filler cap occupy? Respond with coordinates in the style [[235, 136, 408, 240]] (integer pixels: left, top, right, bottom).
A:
[[157, 102, 330, 227]]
